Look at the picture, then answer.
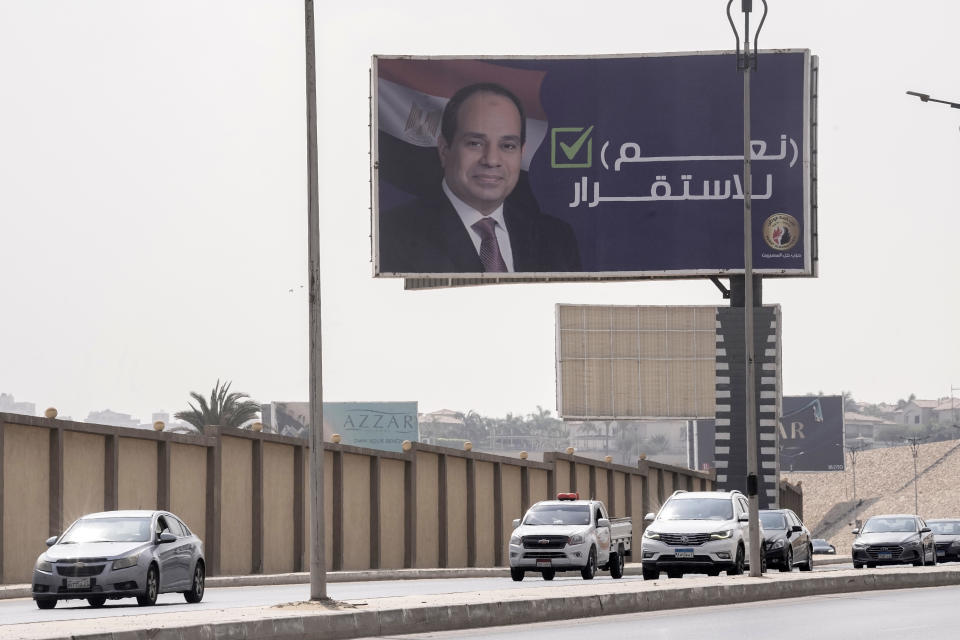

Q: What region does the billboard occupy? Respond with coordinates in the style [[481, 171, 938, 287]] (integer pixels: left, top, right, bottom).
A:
[[556, 304, 717, 420], [262, 401, 419, 453], [373, 51, 817, 279], [779, 395, 844, 472]]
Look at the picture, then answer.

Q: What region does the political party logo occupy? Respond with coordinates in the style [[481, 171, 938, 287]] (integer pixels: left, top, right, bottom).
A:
[[551, 125, 595, 168], [762, 213, 800, 251]]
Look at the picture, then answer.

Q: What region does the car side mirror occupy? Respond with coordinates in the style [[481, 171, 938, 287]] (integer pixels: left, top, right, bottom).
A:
[[920, 527, 931, 533], [45, 536, 58, 547], [791, 525, 803, 532], [158, 532, 176, 544], [598, 518, 610, 528], [738, 513, 749, 522], [851, 529, 860, 535], [512, 518, 521, 529], [644, 512, 656, 522]]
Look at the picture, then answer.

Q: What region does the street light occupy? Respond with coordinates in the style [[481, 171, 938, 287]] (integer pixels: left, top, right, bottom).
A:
[[904, 436, 926, 515], [726, 0, 767, 579], [906, 91, 960, 109]]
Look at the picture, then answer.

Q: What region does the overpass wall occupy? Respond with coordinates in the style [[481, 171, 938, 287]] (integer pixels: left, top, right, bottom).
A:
[[0, 412, 719, 584]]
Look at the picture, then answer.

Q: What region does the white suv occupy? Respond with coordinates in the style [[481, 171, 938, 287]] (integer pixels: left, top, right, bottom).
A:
[[640, 490, 763, 579]]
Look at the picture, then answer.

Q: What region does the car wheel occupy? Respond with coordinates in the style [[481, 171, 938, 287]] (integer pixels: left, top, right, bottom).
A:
[[184, 561, 205, 603], [867, 563, 876, 569], [799, 545, 814, 572], [728, 545, 745, 576], [35, 598, 56, 610], [780, 548, 793, 572], [927, 546, 937, 566], [853, 562, 863, 569], [707, 568, 721, 577], [542, 569, 555, 581], [610, 548, 625, 579], [137, 565, 159, 606], [87, 596, 106, 608], [581, 547, 597, 580], [667, 570, 683, 579], [510, 567, 525, 582], [642, 566, 659, 580]]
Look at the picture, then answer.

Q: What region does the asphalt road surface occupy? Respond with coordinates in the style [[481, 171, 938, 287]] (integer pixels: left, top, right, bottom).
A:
[[359, 585, 960, 640], [0, 562, 909, 626]]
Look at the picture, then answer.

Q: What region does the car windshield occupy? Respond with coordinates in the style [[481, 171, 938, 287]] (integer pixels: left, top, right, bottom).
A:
[[759, 513, 787, 530], [59, 517, 152, 544], [861, 517, 917, 533], [658, 498, 733, 521], [929, 521, 960, 535], [524, 504, 590, 526]]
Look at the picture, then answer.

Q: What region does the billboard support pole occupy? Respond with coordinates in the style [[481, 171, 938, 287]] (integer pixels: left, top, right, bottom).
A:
[[727, 0, 767, 579], [304, 0, 327, 601]]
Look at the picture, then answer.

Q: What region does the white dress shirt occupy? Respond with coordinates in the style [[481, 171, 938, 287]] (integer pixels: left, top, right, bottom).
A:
[[442, 180, 515, 272]]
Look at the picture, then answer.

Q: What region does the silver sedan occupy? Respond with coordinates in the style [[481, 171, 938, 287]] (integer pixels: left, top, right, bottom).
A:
[[32, 509, 205, 609]]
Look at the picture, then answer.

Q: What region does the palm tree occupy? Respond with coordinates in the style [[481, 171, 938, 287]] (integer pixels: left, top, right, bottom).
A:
[[174, 380, 260, 432]]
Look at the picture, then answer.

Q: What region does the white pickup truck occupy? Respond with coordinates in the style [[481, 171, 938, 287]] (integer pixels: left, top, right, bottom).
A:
[[508, 493, 632, 581]]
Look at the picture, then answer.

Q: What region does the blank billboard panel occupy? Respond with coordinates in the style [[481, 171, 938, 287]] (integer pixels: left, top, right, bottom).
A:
[[557, 304, 716, 419]]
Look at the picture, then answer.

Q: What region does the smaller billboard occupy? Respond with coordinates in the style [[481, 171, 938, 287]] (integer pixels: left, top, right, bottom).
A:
[[261, 401, 419, 453], [779, 395, 844, 472]]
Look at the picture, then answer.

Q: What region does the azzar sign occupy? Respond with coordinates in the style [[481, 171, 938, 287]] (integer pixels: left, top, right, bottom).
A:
[[323, 402, 419, 453]]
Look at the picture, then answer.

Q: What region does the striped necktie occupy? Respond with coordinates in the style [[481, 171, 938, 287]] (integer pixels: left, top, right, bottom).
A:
[[471, 217, 508, 273]]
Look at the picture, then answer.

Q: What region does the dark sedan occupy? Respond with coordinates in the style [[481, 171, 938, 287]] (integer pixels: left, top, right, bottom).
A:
[[927, 518, 960, 563], [32, 510, 205, 609], [760, 508, 813, 572], [811, 538, 836, 554], [851, 514, 936, 569]]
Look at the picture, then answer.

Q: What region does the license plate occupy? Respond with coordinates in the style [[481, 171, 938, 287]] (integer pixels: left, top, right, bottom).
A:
[[67, 577, 91, 590], [878, 552, 892, 560], [536, 559, 552, 567], [674, 548, 695, 559]]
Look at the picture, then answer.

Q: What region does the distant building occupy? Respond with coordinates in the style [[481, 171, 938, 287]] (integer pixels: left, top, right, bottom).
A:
[[900, 399, 940, 426], [0, 393, 36, 416], [843, 412, 889, 448], [86, 409, 139, 429]]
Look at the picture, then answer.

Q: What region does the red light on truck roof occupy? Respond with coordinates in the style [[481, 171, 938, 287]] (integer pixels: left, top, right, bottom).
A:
[[556, 492, 579, 501]]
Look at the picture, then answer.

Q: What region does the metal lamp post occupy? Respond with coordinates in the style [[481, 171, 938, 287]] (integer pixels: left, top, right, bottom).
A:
[[726, 0, 767, 579], [304, 0, 327, 601], [905, 437, 925, 515]]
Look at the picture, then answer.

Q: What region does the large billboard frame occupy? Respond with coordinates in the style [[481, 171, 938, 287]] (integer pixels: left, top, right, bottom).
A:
[[371, 50, 818, 283]]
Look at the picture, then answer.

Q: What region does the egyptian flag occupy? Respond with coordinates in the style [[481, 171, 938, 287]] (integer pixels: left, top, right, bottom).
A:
[[375, 58, 550, 214]]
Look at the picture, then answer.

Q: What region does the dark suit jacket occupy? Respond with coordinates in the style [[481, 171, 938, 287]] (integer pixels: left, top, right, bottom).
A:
[[379, 190, 581, 274]]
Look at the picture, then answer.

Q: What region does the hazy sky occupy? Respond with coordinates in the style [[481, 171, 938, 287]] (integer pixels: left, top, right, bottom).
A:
[[1, 1, 958, 423]]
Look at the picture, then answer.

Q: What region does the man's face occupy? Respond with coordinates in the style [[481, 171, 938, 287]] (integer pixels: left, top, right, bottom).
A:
[[438, 91, 524, 215]]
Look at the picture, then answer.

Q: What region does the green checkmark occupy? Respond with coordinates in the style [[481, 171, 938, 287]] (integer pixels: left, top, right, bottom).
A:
[[559, 125, 594, 160], [551, 126, 595, 168]]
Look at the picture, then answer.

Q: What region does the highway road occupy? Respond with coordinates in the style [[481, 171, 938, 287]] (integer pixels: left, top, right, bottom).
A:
[[359, 585, 960, 639], [0, 561, 868, 626]]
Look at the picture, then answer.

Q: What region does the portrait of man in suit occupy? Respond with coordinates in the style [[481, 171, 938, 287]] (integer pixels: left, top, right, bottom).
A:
[[378, 82, 581, 274]]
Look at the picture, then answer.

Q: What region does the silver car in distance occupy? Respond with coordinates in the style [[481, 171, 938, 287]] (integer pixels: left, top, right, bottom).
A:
[[32, 510, 205, 609]]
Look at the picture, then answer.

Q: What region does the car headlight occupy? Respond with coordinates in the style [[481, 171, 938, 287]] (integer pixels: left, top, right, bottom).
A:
[[568, 534, 584, 545], [950, 540, 960, 548], [710, 529, 733, 540], [35, 558, 53, 573], [509, 535, 521, 546], [112, 552, 141, 570], [768, 539, 784, 549], [643, 529, 660, 540], [852, 542, 867, 550]]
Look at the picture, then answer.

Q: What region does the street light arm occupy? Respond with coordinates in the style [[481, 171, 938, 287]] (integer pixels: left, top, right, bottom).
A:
[[906, 90, 960, 109]]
